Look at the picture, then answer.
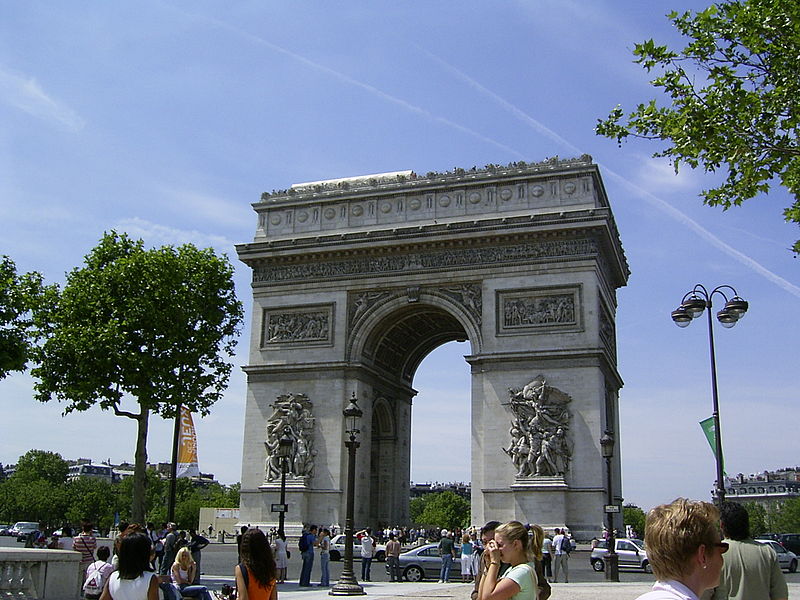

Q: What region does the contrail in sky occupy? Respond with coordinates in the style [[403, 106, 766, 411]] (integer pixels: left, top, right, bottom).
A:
[[167, 7, 524, 160], [171, 7, 799, 299], [417, 47, 800, 300]]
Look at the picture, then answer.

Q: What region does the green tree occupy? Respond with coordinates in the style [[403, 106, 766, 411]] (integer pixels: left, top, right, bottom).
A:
[[623, 504, 647, 538], [65, 477, 116, 531], [0, 256, 48, 379], [414, 491, 470, 532], [596, 0, 800, 253], [13, 450, 69, 484], [409, 496, 430, 525], [772, 497, 800, 533], [31, 232, 244, 523]]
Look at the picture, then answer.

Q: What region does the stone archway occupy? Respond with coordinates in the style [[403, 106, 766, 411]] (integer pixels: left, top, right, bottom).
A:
[[237, 156, 628, 538]]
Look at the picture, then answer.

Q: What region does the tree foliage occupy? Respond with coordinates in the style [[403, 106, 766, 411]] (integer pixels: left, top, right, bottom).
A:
[[623, 504, 647, 538], [412, 491, 470, 532], [0, 256, 48, 379], [0, 449, 239, 531], [596, 0, 800, 252], [31, 232, 244, 522]]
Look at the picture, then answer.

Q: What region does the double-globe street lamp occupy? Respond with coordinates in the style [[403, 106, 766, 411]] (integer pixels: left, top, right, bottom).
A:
[[330, 393, 366, 596], [600, 431, 619, 582], [277, 427, 294, 536], [671, 284, 748, 506]]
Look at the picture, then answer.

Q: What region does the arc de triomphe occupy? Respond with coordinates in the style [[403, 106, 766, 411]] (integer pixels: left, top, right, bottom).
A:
[[236, 155, 628, 539]]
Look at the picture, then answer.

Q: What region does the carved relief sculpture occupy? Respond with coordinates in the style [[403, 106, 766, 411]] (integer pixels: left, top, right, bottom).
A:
[[503, 375, 573, 478], [263, 306, 332, 345], [264, 393, 317, 481]]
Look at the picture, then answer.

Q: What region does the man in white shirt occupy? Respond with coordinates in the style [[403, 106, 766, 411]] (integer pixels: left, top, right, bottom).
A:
[[359, 528, 375, 581], [552, 528, 569, 583]]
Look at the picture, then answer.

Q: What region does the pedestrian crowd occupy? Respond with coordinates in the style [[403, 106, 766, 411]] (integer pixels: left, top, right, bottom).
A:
[[19, 497, 788, 600]]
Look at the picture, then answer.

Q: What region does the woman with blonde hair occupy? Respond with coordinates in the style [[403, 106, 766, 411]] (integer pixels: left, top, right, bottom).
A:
[[170, 547, 213, 600], [479, 521, 538, 600], [634, 498, 728, 600]]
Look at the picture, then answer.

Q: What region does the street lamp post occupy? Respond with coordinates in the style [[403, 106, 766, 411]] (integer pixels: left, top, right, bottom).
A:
[[671, 284, 748, 506], [330, 393, 366, 596], [277, 427, 294, 536], [600, 431, 619, 582]]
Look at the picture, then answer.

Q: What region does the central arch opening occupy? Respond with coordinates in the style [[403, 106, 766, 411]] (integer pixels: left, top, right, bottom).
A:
[[410, 341, 472, 484], [361, 298, 476, 526]]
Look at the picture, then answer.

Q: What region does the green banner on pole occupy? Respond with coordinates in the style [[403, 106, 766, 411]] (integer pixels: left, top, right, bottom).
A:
[[699, 416, 726, 475]]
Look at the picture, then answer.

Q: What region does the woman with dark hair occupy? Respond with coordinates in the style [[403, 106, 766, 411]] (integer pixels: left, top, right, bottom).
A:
[[235, 529, 277, 600], [100, 531, 159, 600]]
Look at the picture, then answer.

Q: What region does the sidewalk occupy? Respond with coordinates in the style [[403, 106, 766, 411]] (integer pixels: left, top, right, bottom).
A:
[[200, 577, 800, 600]]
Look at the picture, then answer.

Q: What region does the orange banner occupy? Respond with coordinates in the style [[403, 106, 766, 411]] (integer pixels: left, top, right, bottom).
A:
[[177, 407, 200, 478]]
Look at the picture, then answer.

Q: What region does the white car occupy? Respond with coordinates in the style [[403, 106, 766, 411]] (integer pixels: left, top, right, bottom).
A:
[[329, 534, 386, 562], [755, 539, 799, 572]]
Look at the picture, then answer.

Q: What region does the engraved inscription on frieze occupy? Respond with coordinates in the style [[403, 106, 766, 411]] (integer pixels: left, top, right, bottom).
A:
[[497, 287, 580, 334], [253, 238, 599, 284], [262, 304, 333, 346]]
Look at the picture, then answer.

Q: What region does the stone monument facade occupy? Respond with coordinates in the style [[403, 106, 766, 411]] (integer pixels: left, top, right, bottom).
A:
[[236, 156, 628, 538]]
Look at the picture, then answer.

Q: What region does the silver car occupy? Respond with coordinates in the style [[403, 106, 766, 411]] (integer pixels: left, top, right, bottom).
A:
[[590, 538, 652, 573], [756, 539, 799, 572], [392, 543, 462, 582]]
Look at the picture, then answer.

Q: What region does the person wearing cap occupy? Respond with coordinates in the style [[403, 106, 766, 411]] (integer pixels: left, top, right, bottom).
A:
[[438, 529, 456, 583], [160, 523, 178, 576]]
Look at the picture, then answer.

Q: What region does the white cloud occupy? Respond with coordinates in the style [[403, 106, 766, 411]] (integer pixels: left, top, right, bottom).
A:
[[635, 156, 701, 191], [114, 217, 237, 256], [158, 185, 254, 230], [0, 64, 85, 132]]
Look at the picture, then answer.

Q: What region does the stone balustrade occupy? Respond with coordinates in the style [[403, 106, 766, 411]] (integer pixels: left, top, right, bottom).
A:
[[0, 548, 82, 599]]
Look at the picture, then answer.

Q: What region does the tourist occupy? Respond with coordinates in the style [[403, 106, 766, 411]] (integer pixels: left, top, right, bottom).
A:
[[170, 547, 213, 600], [160, 523, 178, 576], [358, 527, 375, 582], [100, 531, 160, 600], [272, 530, 288, 583], [235, 528, 277, 600], [74, 521, 98, 573], [710, 501, 787, 600], [83, 546, 114, 600], [540, 530, 552, 582], [478, 520, 537, 600], [188, 529, 210, 584], [298, 524, 318, 586], [461, 532, 475, 582], [633, 498, 727, 600], [386, 533, 402, 582], [318, 527, 331, 587], [438, 529, 456, 583], [551, 528, 569, 583], [528, 525, 551, 600]]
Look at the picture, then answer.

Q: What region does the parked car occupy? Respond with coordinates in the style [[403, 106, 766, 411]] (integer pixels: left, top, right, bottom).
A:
[[755, 539, 799, 572], [590, 538, 652, 573], [390, 543, 462, 581], [329, 534, 387, 562], [11, 521, 39, 542], [0, 524, 13, 536]]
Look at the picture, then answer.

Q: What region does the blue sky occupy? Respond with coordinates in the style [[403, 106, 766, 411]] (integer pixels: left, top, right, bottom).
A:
[[1, 1, 797, 512]]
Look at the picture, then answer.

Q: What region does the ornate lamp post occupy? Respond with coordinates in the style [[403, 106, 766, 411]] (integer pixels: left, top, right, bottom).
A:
[[277, 427, 294, 535], [600, 431, 619, 582], [330, 393, 366, 596], [671, 284, 748, 506]]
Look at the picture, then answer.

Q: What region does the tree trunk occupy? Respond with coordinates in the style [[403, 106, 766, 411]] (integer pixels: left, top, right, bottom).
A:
[[131, 408, 150, 524]]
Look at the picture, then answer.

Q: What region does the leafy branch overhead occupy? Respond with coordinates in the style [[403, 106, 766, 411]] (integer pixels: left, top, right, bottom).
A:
[[595, 0, 800, 253]]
